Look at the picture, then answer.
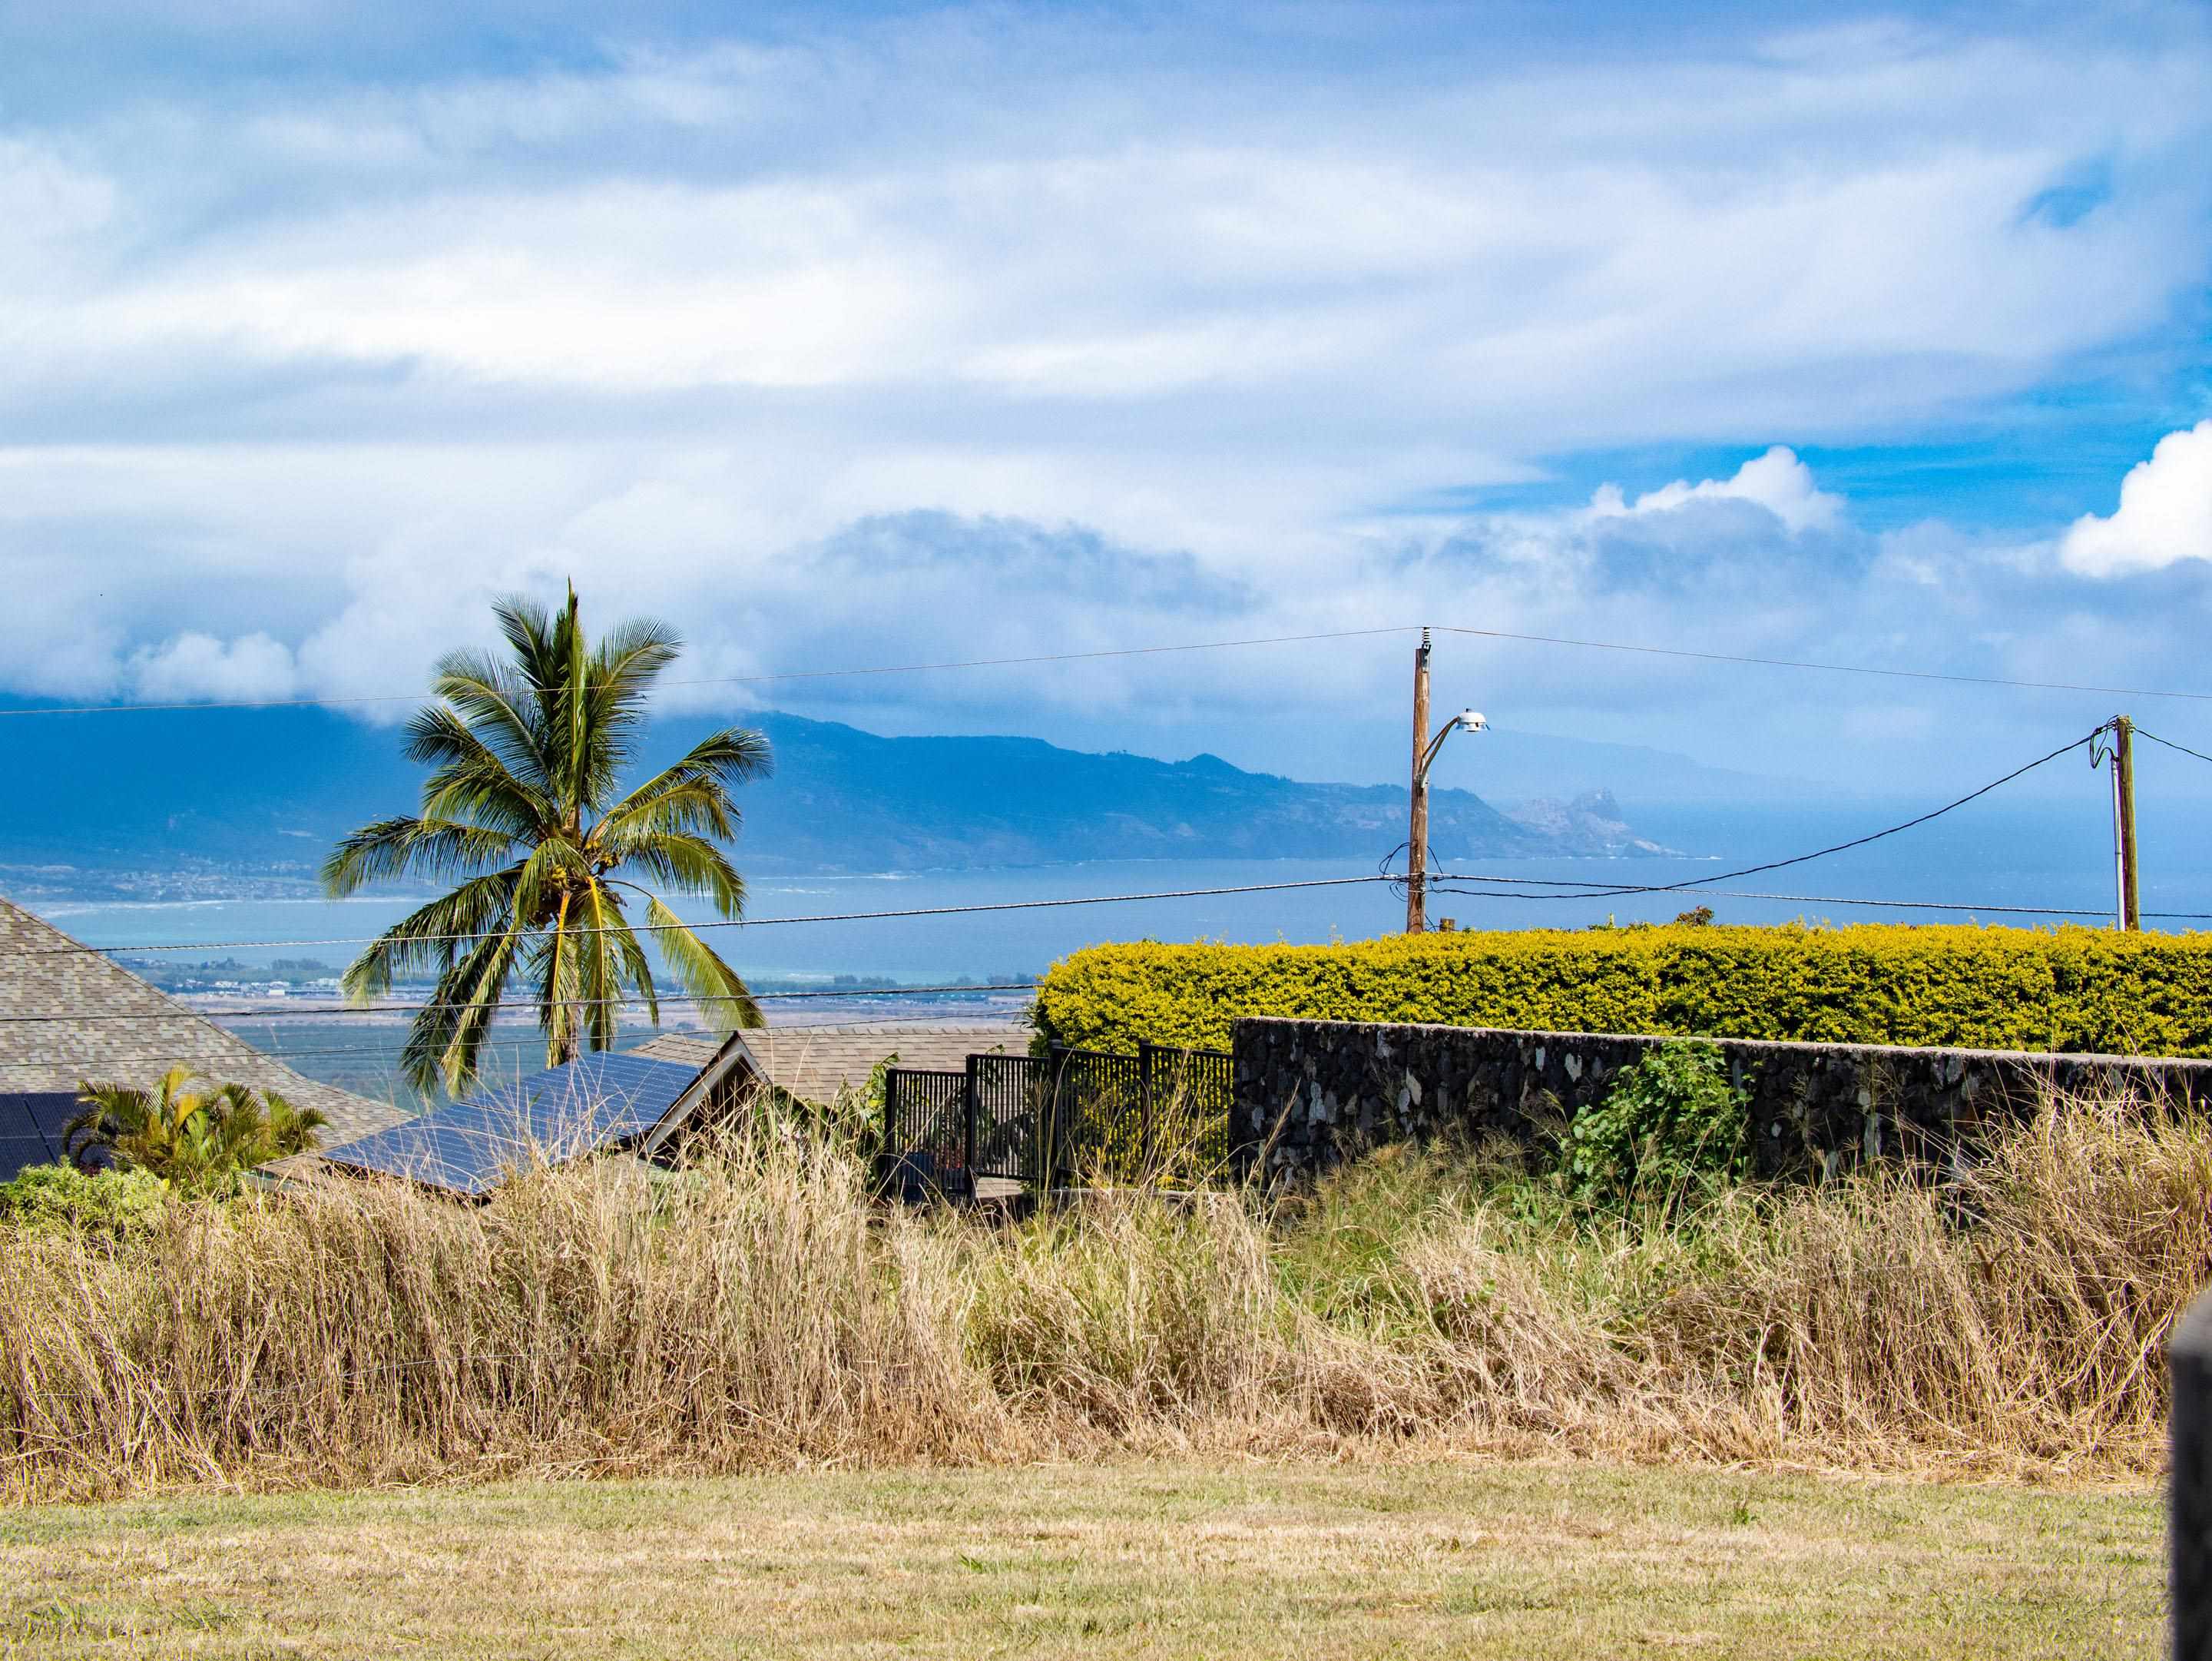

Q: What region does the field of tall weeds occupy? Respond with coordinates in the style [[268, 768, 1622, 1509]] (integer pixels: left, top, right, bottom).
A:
[[1, 1089, 2205, 1501]]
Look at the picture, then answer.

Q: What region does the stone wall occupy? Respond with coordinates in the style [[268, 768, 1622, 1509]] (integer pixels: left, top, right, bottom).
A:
[[1230, 1016, 2212, 1183]]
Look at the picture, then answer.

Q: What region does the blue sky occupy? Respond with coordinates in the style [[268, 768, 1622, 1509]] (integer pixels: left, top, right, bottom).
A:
[[0, 0, 2207, 795]]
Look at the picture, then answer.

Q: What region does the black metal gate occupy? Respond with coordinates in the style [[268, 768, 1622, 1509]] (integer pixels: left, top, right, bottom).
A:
[[879, 1066, 971, 1199], [881, 1041, 1233, 1200]]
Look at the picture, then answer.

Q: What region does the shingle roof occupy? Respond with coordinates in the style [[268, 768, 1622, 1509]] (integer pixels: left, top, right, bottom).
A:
[[0, 896, 410, 1148], [632, 1023, 1026, 1106]]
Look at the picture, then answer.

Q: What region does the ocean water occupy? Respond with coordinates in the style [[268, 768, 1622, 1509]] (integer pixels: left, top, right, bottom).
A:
[[24, 793, 2211, 1106]]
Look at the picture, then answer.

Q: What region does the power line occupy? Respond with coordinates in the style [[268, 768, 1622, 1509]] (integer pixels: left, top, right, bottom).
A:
[[1432, 627, 2212, 704], [2134, 727, 2212, 768], [1424, 878, 2212, 921], [0, 983, 1040, 1027], [16, 728, 2121, 959], [0, 628, 1419, 718], [27, 874, 1405, 957], [1403, 726, 2109, 906]]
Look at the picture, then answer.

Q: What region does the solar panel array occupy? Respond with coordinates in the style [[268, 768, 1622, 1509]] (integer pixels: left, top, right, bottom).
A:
[[0, 1092, 82, 1182], [318, 1051, 704, 1198]]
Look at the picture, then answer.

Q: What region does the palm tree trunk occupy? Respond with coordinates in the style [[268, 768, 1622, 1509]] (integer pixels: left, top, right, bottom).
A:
[[552, 890, 581, 1067]]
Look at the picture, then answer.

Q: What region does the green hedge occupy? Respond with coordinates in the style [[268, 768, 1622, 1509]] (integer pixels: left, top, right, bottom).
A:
[[1031, 924, 2212, 1058]]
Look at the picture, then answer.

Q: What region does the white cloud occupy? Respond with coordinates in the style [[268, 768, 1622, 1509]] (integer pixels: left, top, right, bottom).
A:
[[0, 6, 2207, 793], [1587, 446, 1844, 534], [128, 631, 300, 701], [2060, 420, 2212, 576]]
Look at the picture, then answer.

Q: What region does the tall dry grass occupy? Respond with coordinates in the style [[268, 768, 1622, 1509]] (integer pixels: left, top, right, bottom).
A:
[[1, 1090, 2204, 1500]]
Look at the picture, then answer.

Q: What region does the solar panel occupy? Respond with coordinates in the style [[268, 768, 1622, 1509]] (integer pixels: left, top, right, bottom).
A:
[[0, 1092, 81, 1181], [318, 1053, 702, 1197]]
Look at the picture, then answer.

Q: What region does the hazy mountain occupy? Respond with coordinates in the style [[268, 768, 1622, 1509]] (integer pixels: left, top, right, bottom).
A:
[[0, 705, 1686, 894]]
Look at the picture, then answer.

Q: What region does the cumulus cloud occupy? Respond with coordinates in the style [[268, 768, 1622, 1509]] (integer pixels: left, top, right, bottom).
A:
[[127, 632, 300, 701], [1586, 447, 1845, 534], [2060, 420, 2212, 576]]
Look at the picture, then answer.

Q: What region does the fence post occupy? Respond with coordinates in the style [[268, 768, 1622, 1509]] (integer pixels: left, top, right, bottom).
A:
[[1047, 1042, 1069, 1193], [963, 1054, 979, 1188], [2175, 1285, 2212, 1659]]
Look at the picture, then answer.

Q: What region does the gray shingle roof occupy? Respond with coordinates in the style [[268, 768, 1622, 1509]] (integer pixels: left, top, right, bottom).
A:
[[0, 896, 410, 1148], [632, 1023, 1026, 1106]]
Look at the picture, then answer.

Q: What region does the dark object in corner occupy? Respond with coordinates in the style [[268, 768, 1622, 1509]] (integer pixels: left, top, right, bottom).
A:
[[2174, 1287, 2212, 1659]]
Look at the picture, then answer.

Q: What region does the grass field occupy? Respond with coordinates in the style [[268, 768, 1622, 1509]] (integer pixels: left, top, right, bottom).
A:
[[0, 1463, 2162, 1659]]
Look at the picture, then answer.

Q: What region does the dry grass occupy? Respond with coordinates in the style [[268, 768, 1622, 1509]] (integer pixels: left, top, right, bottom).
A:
[[1, 1090, 2205, 1501], [0, 1463, 2163, 1659]]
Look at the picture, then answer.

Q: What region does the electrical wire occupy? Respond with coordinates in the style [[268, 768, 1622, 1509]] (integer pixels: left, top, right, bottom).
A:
[[1422, 880, 2212, 921], [2134, 727, 2212, 768], [1409, 725, 2109, 905], [1432, 626, 2212, 703], [0, 1012, 1028, 1073], [6, 727, 2128, 960], [0, 628, 1419, 718], [0, 717, 2182, 989], [21, 874, 1404, 956], [0, 983, 1041, 1027]]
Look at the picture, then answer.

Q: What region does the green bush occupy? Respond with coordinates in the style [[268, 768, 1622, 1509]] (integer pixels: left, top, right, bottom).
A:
[[0, 1164, 170, 1235], [1031, 923, 2212, 1057], [1564, 1041, 1750, 1211]]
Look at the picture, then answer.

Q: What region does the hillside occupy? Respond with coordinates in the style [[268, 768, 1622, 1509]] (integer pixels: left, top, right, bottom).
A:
[[0, 706, 1668, 897]]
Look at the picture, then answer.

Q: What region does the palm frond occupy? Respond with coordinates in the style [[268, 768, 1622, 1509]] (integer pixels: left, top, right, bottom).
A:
[[596, 727, 770, 844], [322, 817, 522, 898], [402, 923, 526, 1095], [407, 704, 560, 834], [428, 650, 553, 784], [339, 867, 527, 998], [604, 833, 747, 917], [263, 1091, 330, 1156], [643, 893, 761, 1032]]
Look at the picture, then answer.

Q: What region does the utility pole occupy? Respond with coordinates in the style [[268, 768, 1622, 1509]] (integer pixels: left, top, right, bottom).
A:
[[1407, 628, 1432, 933], [2114, 714, 2141, 930]]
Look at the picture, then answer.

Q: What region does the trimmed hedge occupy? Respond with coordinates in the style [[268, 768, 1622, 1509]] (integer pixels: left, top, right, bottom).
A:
[[1031, 924, 2212, 1058]]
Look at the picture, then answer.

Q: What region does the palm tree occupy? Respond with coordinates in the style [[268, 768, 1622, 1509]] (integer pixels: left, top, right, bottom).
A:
[[323, 585, 771, 1093]]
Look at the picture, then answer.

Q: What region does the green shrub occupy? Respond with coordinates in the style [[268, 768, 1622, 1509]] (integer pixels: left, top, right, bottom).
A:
[[0, 1164, 169, 1235], [1031, 923, 2212, 1057], [1564, 1041, 1750, 1211]]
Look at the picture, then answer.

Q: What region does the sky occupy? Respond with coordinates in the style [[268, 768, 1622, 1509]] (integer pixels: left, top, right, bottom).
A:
[[1, 0, 2209, 800]]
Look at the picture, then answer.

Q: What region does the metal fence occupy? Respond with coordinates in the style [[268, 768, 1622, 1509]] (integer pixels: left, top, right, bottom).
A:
[[880, 1041, 1234, 1201]]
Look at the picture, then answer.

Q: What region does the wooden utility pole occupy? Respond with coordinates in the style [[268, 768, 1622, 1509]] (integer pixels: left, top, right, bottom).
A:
[[2114, 714, 2141, 930], [1407, 628, 1432, 933]]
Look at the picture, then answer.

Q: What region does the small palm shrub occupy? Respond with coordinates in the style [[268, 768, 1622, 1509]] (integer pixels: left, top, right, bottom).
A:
[[64, 1069, 329, 1195], [1564, 1041, 1750, 1212]]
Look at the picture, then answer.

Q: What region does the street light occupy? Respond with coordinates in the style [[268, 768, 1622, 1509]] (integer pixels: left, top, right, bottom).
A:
[[1406, 629, 1485, 933]]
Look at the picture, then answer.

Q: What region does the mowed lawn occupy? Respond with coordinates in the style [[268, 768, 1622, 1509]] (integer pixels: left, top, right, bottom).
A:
[[0, 1462, 2162, 1659]]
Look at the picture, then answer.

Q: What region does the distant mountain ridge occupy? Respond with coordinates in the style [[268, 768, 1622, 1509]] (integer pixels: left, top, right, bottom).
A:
[[0, 705, 1673, 897], [738, 714, 1670, 869]]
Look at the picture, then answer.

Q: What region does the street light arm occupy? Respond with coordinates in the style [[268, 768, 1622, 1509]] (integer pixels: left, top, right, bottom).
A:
[[1416, 721, 1459, 783]]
